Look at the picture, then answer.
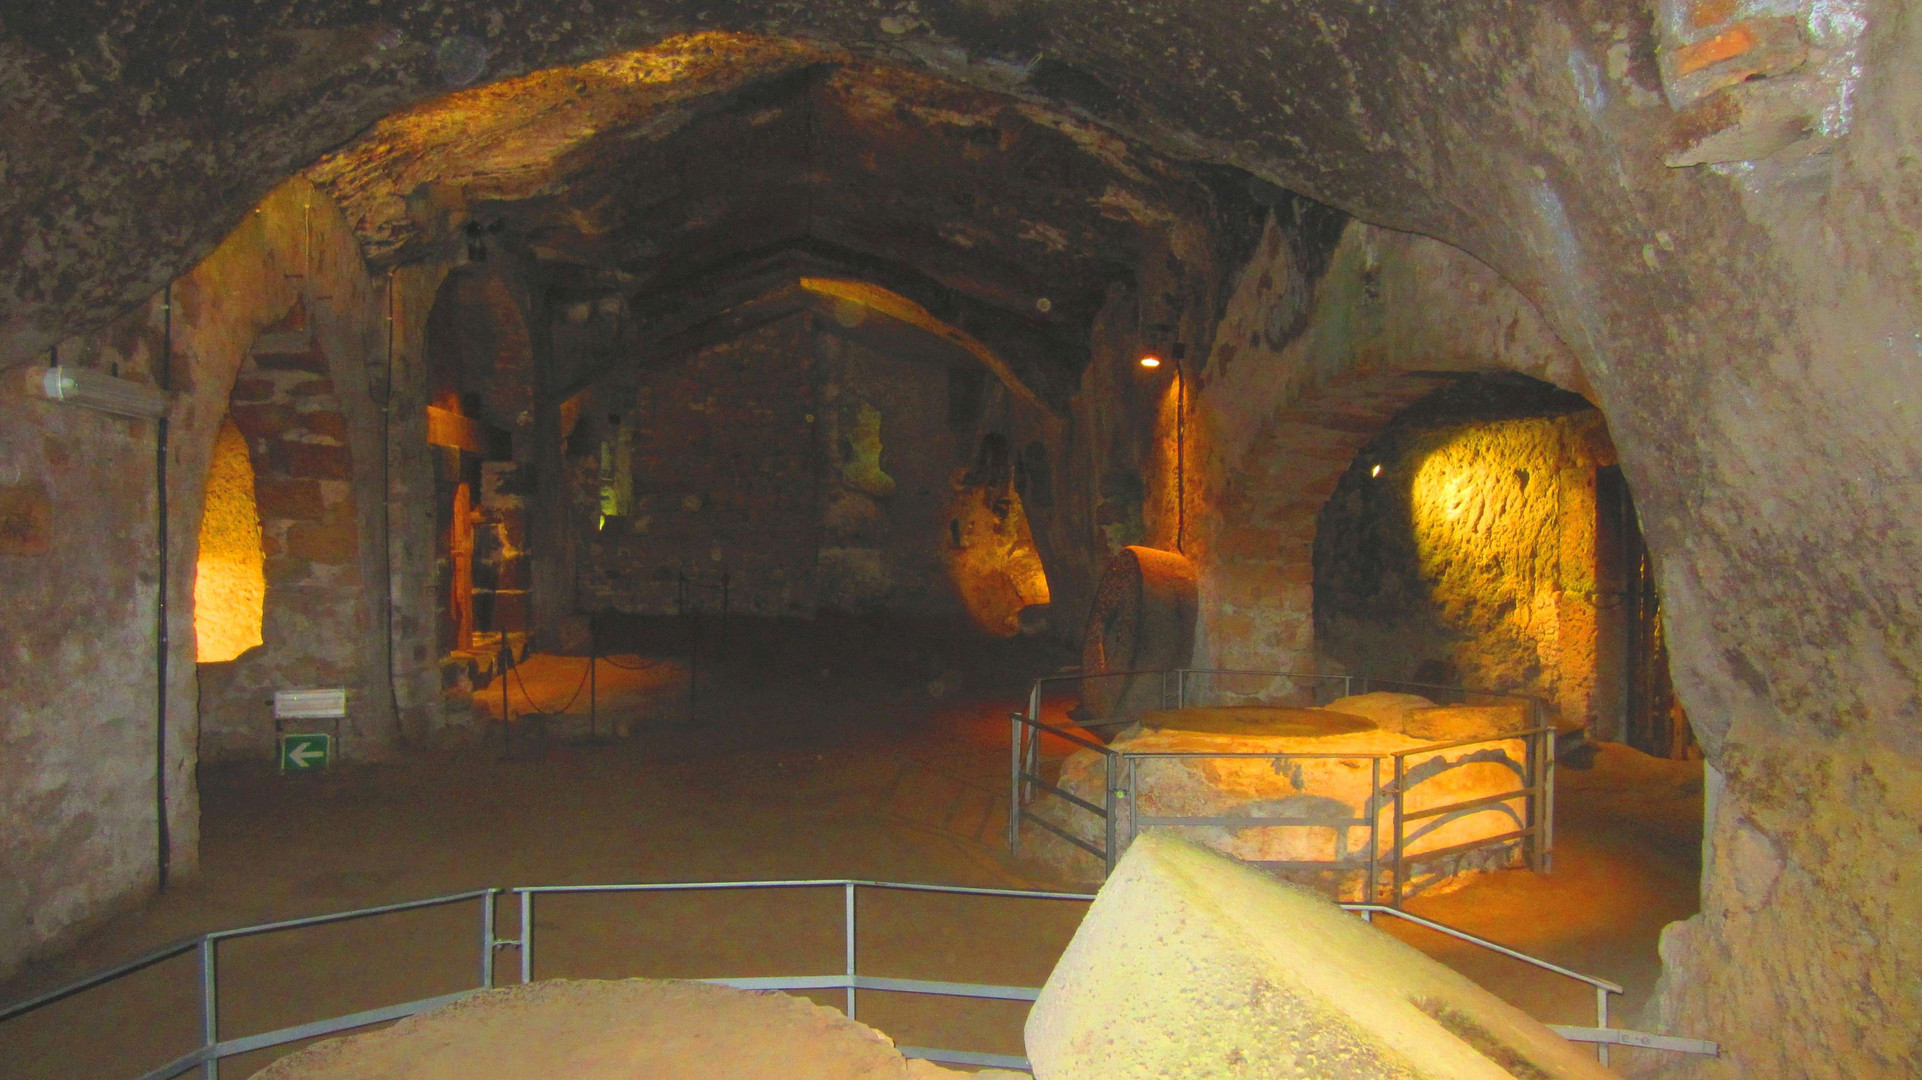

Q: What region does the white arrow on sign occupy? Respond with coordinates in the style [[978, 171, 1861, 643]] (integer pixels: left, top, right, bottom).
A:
[[287, 743, 325, 768]]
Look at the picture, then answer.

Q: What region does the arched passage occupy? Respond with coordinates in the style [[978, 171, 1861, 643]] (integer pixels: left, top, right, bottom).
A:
[[420, 267, 538, 720], [1311, 371, 1693, 758], [195, 304, 367, 758]]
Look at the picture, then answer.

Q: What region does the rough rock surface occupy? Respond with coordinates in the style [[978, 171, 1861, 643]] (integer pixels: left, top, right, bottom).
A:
[[1026, 832, 1619, 1079], [252, 977, 1012, 1080]]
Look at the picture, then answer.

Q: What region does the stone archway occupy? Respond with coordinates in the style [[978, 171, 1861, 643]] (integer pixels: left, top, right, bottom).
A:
[[196, 304, 368, 758]]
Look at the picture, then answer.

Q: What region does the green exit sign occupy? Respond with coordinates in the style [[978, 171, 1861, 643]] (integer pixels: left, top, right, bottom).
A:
[[278, 732, 332, 773]]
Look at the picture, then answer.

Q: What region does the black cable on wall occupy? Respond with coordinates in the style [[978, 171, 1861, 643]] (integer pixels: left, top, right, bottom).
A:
[[155, 284, 173, 890]]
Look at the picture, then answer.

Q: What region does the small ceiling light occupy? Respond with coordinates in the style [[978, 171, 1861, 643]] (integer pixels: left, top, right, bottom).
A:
[[1139, 355, 1162, 369], [1370, 463, 1383, 478]]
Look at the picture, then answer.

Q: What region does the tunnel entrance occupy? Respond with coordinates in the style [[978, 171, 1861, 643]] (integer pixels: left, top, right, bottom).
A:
[[424, 270, 534, 673], [1312, 372, 1692, 759]]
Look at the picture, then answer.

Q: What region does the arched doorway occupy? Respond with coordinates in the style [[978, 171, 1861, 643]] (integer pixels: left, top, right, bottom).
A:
[[422, 269, 535, 670], [1311, 372, 1691, 757], [194, 304, 366, 757]]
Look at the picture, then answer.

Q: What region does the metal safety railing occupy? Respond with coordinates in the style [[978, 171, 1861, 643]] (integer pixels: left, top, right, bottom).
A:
[[1010, 668, 1557, 903], [0, 877, 1717, 1077]]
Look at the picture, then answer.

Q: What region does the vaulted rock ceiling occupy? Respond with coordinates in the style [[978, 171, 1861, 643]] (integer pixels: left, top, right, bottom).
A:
[[302, 32, 1270, 404]]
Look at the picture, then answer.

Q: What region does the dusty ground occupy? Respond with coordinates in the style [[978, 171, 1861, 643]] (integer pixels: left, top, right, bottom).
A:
[[0, 616, 1701, 1078]]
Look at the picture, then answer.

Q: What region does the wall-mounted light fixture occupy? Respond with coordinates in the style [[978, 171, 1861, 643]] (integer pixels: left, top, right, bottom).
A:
[[1371, 463, 1383, 478], [1139, 335, 1187, 553], [40, 365, 171, 419]]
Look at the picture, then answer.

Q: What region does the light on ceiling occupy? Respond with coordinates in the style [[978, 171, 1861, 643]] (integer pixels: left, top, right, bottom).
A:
[[1371, 464, 1383, 478], [1139, 355, 1162, 369]]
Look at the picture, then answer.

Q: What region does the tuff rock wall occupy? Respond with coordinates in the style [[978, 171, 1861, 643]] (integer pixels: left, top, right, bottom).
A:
[[0, 179, 451, 979]]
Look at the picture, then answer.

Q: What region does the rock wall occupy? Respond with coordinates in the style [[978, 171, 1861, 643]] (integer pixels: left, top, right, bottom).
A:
[[1183, 219, 1588, 675], [198, 307, 369, 759], [570, 306, 1059, 630], [574, 313, 823, 616], [0, 320, 181, 986], [1312, 378, 1613, 730], [0, 178, 451, 978]]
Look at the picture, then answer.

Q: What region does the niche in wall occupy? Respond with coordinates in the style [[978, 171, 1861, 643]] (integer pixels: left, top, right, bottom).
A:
[[1312, 372, 1691, 756], [193, 418, 265, 662]]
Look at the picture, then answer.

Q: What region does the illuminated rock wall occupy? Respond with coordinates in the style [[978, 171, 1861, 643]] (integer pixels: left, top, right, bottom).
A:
[[194, 419, 266, 663], [1313, 378, 1612, 729]]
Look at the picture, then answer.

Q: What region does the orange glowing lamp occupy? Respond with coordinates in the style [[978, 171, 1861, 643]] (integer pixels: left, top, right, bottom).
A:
[[1139, 354, 1162, 369]]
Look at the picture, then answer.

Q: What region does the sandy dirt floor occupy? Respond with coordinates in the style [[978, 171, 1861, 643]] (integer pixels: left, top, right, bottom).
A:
[[0, 616, 1701, 1078]]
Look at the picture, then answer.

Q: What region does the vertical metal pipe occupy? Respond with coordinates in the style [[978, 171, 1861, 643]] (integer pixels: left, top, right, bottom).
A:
[[518, 891, 533, 984], [480, 891, 496, 989], [156, 286, 173, 891], [198, 937, 217, 1079], [843, 883, 857, 1019], [1176, 668, 1186, 709]]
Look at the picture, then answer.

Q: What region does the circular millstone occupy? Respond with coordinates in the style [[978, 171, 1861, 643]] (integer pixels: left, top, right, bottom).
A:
[[252, 978, 1007, 1080], [1137, 705, 1379, 738]]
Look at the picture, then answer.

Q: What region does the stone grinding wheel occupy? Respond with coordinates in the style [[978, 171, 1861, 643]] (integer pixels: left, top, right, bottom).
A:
[[1079, 546, 1198, 723]]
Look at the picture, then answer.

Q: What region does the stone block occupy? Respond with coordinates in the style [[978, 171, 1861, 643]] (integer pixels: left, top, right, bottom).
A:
[[284, 520, 358, 563], [1026, 833, 1618, 1079], [272, 439, 353, 480], [230, 376, 277, 401], [230, 402, 300, 435], [255, 478, 326, 520], [292, 410, 348, 441], [285, 376, 338, 399], [251, 345, 328, 374]]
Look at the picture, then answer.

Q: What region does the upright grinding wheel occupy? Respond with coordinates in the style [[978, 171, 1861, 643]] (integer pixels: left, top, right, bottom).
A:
[[1079, 546, 1198, 724]]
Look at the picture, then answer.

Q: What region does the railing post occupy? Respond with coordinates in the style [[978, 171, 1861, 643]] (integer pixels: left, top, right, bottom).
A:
[[1176, 668, 1187, 709], [1367, 756, 1381, 904], [518, 890, 533, 984], [1009, 713, 1023, 855], [844, 883, 858, 1020], [198, 936, 218, 1079], [1103, 752, 1119, 877], [1127, 756, 1141, 853], [1543, 722, 1557, 874], [1596, 986, 1611, 1066], [1391, 755, 1407, 907], [480, 890, 496, 989]]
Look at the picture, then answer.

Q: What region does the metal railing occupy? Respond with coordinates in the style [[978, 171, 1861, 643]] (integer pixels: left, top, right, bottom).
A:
[[0, 877, 1717, 1077], [1010, 669, 1556, 903]]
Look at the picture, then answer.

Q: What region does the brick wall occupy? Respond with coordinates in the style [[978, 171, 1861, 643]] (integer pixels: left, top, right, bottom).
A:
[[197, 305, 366, 758]]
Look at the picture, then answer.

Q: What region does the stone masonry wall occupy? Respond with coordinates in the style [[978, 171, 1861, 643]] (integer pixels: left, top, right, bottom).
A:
[[0, 178, 449, 979], [197, 306, 367, 760], [576, 313, 821, 616], [1183, 218, 1590, 674]]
